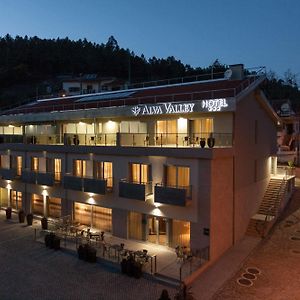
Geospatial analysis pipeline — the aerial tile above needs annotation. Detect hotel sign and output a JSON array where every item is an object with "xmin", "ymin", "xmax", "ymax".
[
  {"xmin": 131, "ymin": 98, "xmax": 231, "ymax": 116},
  {"xmin": 131, "ymin": 103, "xmax": 195, "ymax": 116}
]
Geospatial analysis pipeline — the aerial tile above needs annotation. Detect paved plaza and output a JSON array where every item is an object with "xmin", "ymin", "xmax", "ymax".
[{"xmin": 0, "ymin": 217, "xmax": 176, "ymax": 300}]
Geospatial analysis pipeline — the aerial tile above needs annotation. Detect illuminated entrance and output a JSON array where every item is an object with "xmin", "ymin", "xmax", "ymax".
[{"xmin": 148, "ymin": 216, "xmax": 168, "ymax": 246}]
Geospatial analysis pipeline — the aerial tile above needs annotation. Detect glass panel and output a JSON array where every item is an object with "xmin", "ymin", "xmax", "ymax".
[
  {"xmin": 92, "ymin": 206, "xmax": 112, "ymax": 232},
  {"xmin": 166, "ymin": 166, "xmax": 177, "ymax": 187},
  {"xmin": 54, "ymin": 159, "xmax": 61, "ymax": 181},
  {"xmin": 48, "ymin": 197, "xmax": 61, "ymax": 218},
  {"xmin": 156, "ymin": 120, "xmax": 167, "ymax": 134},
  {"xmin": 141, "ymin": 164, "xmax": 148, "ymax": 183},
  {"xmin": 158, "ymin": 218, "xmax": 167, "ymax": 246},
  {"xmin": 31, "ymin": 157, "xmax": 39, "ymax": 172},
  {"xmin": 11, "ymin": 191, "xmax": 22, "ymax": 210},
  {"xmin": 104, "ymin": 162, "xmax": 113, "ymax": 188},
  {"xmin": 177, "ymin": 167, "xmax": 190, "ymax": 188},
  {"xmin": 148, "ymin": 216, "xmax": 157, "ymax": 244},
  {"xmin": 131, "ymin": 163, "xmax": 140, "ymax": 183},
  {"xmin": 171, "ymin": 220, "xmax": 190, "ymax": 248},
  {"xmin": 73, "ymin": 160, "xmax": 87, "ymax": 177},
  {"xmin": 128, "ymin": 212, "xmax": 143, "ymax": 240},
  {"xmin": 17, "ymin": 156, "xmax": 22, "ymax": 176},
  {"xmin": 32, "ymin": 194, "xmax": 44, "ymax": 215},
  {"xmin": 74, "ymin": 202, "xmax": 91, "ymax": 226}
]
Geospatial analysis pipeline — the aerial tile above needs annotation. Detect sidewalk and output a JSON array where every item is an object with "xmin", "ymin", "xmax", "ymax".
[{"xmin": 191, "ymin": 180, "xmax": 300, "ymax": 300}]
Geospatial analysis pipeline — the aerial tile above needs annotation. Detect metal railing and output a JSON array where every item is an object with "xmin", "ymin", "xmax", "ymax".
[
  {"xmin": 179, "ymin": 246, "xmax": 210, "ymax": 282},
  {"xmin": 1, "ymin": 68, "xmax": 266, "ymax": 116},
  {"xmin": 259, "ymin": 178, "xmax": 287, "ymax": 237},
  {"xmin": 155, "ymin": 182, "xmax": 192, "ymax": 199},
  {"xmin": 120, "ymin": 178, "xmax": 153, "ymax": 195},
  {"xmin": 120, "ymin": 132, "xmax": 232, "ymax": 148}
]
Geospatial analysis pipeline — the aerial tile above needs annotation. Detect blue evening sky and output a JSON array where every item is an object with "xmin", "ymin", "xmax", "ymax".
[{"xmin": 0, "ymin": 0, "xmax": 299, "ymax": 81}]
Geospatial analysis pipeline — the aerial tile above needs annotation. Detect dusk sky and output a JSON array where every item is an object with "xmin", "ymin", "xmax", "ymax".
[{"xmin": 0, "ymin": 0, "xmax": 299, "ymax": 81}]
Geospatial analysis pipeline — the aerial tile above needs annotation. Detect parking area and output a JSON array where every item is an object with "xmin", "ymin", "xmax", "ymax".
[{"xmin": 0, "ymin": 215, "xmax": 176, "ymax": 300}]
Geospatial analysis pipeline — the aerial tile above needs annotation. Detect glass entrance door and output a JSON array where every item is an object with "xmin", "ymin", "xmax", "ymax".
[{"xmin": 147, "ymin": 216, "xmax": 168, "ymax": 246}]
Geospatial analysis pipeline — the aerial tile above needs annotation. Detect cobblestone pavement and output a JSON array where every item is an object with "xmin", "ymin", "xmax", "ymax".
[
  {"xmin": 0, "ymin": 217, "xmax": 176, "ymax": 300},
  {"xmin": 212, "ymin": 185, "xmax": 300, "ymax": 300}
]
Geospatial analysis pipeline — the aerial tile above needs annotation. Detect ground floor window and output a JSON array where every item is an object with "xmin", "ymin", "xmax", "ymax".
[
  {"xmin": 32, "ymin": 194, "xmax": 44, "ymax": 215},
  {"xmin": 0, "ymin": 188, "xmax": 9, "ymax": 208},
  {"xmin": 10, "ymin": 190, "xmax": 22, "ymax": 211},
  {"xmin": 73, "ymin": 202, "xmax": 112, "ymax": 232},
  {"xmin": 128, "ymin": 212, "xmax": 143, "ymax": 240},
  {"xmin": 171, "ymin": 220, "xmax": 190, "ymax": 248},
  {"xmin": 127, "ymin": 212, "xmax": 190, "ymax": 248},
  {"xmin": 48, "ymin": 197, "xmax": 61, "ymax": 218}
]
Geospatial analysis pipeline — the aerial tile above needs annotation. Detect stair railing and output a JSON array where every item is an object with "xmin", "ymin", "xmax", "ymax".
[{"xmin": 259, "ymin": 178, "xmax": 287, "ymax": 237}]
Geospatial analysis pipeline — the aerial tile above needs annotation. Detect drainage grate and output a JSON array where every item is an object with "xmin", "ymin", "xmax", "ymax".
[
  {"xmin": 237, "ymin": 278, "xmax": 253, "ymax": 287},
  {"xmin": 290, "ymin": 236, "xmax": 300, "ymax": 241},
  {"xmin": 242, "ymin": 273, "xmax": 256, "ymax": 280},
  {"xmin": 246, "ymin": 267, "xmax": 261, "ymax": 275}
]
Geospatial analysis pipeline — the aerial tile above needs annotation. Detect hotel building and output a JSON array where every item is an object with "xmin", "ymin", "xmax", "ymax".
[{"xmin": 0, "ymin": 64, "xmax": 280, "ymax": 261}]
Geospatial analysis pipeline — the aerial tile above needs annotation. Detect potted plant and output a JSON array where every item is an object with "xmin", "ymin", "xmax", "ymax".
[
  {"xmin": 200, "ymin": 138, "xmax": 206, "ymax": 148},
  {"xmin": 18, "ymin": 209, "xmax": 25, "ymax": 223},
  {"xmin": 26, "ymin": 213, "xmax": 33, "ymax": 226},
  {"xmin": 5, "ymin": 207, "xmax": 12, "ymax": 219},
  {"xmin": 41, "ymin": 216, "xmax": 48, "ymax": 230},
  {"xmin": 207, "ymin": 133, "xmax": 215, "ymax": 148}
]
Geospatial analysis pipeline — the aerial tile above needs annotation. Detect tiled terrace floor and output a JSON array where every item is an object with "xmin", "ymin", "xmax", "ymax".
[{"xmin": 0, "ymin": 212, "xmax": 177, "ymax": 300}]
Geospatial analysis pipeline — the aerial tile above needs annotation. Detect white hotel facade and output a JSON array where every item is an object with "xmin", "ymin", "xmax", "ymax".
[{"xmin": 0, "ymin": 65, "xmax": 279, "ymax": 261}]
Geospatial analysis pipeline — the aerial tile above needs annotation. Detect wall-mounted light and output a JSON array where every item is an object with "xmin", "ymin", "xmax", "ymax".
[
  {"xmin": 8, "ymin": 125, "xmax": 14, "ymax": 128},
  {"xmin": 87, "ymin": 197, "xmax": 96, "ymax": 205}
]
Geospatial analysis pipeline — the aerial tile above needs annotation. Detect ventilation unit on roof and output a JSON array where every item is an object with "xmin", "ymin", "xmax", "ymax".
[{"xmin": 224, "ymin": 69, "xmax": 233, "ymax": 79}]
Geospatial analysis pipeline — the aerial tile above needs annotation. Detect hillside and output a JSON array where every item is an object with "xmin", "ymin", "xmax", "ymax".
[{"xmin": 0, "ymin": 34, "xmax": 299, "ymax": 111}]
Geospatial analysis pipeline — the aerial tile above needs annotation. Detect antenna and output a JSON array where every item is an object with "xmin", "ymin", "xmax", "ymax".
[{"xmin": 224, "ymin": 69, "xmax": 232, "ymax": 79}]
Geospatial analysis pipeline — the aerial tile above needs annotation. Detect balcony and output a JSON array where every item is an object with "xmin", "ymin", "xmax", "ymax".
[
  {"xmin": 119, "ymin": 179, "xmax": 152, "ymax": 201},
  {"xmin": 154, "ymin": 183, "xmax": 192, "ymax": 206},
  {"xmin": 119, "ymin": 132, "xmax": 232, "ymax": 148},
  {"xmin": 0, "ymin": 134, "xmax": 23, "ymax": 144},
  {"xmin": 21, "ymin": 170, "xmax": 37, "ymax": 184},
  {"xmin": 36, "ymin": 172, "xmax": 56, "ymax": 186},
  {"xmin": 63, "ymin": 175, "xmax": 83, "ymax": 191},
  {"xmin": 64, "ymin": 133, "xmax": 117, "ymax": 146},
  {"xmin": 64, "ymin": 175, "xmax": 112, "ymax": 194},
  {"xmin": 0, "ymin": 168, "xmax": 17, "ymax": 180},
  {"xmin": 83, "ymin": 177, "xmax": 111, "ymax": 194}
]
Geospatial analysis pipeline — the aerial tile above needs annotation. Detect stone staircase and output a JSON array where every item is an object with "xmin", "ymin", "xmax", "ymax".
[{"xmin": 246, "ymin": 178, "xmax": 287, "ymax": 238}]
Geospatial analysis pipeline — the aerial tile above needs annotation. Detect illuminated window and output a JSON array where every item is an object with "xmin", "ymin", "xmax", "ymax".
[
  {"xmin": 32, "ymin": 194, "xmax": 43, "ymax": 215},
  {"xmin": 73, "ymin": 202, "xmax": 112, "ymax": 232},
  {"xmin": 130, "ymin": 163, "xmax": 151, "ymax": 184},
  {"xmin": 193, "ymin": 118, "xmax": 213, "ymax": 137},
  {"xmin": 165, "ymin": 165, "xmax": 190, "ymax": 195},
  {"xmin": 31, "ymin": 157, "xmax": 39, "ymax": 172},
  {"xmin": 10, "ymin": 190, "xmax": 22, "ymax": 210},
  {"xmin": 16, "ymin": 156, "xmax": 22, "ymax": 176},
  {"xmin": 48, "ymin": 197, "xmax": 61, "ymax": 218},
  {"xmin": 94, "ymin": 161, "xmax": 113, "ymax": 188},
  {"xmin": 156, "ymin": 120, "xmax": 177, "ymax": 134},
  {"xmin": 54, "ymin": 159, "xmax": 61, "ymax": 181},
  {"xmin": 73, "ymin": 160, "xmax": 87, "ymax": 177}
]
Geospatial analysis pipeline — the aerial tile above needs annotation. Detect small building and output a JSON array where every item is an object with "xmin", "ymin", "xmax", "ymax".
[{"xmin": 62, "ymin": 74, "xmax": 126, "ymax": 96}]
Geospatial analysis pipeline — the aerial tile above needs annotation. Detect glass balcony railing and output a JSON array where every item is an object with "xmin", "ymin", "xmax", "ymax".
[
  {"xmin": 2, "ymin": 132, "xmax": 232, "ymax": 148},
  {"xmin": 119, "ymin": 178, "xmax": 152, "ymax": 201},
  {"xmin": 120, "ymin": 132, "xmax": 232, "ymax": 148},
  {"xmin": 63, "ymin": 174, "xmax": 112, "ymax": 194},
  {"xmin": 64, "ymin": 133, "xmax": 117, "ymax": 146},
  {"xmin": 154, "ymin": 183, "xmax": 192, "ymax": 206}
]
